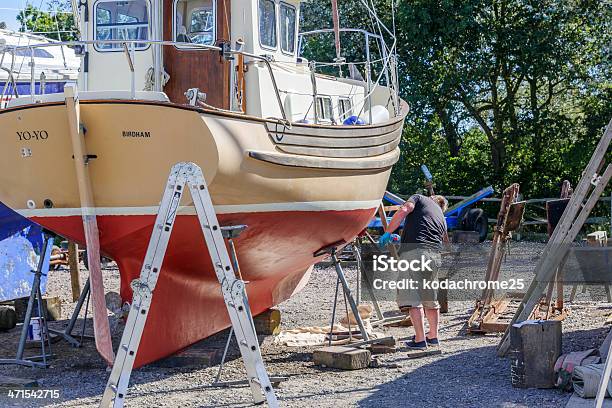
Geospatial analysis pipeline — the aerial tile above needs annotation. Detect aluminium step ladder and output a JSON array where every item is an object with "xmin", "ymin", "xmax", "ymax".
[{"xmin": 100, "ymin": 162, "xmax": 279, "ymax": 407}]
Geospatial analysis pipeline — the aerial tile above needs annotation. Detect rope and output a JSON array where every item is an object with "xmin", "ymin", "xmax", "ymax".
[{"xmin": 143, "ymin": 66, "xmax": 170, "ymax": 91}]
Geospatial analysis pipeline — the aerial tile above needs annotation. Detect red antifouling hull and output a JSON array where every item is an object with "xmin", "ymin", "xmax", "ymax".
[{"xmin": 32, "ymin": 206, "xmax": 376, "ymax": 367}]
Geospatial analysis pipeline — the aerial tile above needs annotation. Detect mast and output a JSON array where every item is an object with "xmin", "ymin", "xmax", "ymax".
[{"xmin": 331, "ymin": 0, "xmax": 341, "ymax": 63}]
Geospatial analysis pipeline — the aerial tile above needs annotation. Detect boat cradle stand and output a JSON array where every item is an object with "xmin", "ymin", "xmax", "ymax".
[
  {"xmin": 315, "ymin": 243, "xmax": 394, "ymax": 348},
  {"xmin": 100, "ymin": 162, "xmax": 279, "ymax": 408},
  {"xmin": 0, "ymin": 238, "xmax": 54, "ymax": 368},
  {"xmin": 49, "ymin": 277, "xmax": 94, "ymax": 348}
]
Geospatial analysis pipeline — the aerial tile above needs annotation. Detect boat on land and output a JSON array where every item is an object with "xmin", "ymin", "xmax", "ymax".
[
  {"xmin": 0, "ymin": 29, "xmax": 79, "ymax": 107},
  {"xmin": 0, "ymin": 0, "xmax": 407, "ymax": 367}
]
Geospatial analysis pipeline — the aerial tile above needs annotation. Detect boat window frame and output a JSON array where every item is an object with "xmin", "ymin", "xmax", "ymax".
[
  {"xmin": 93, "ymin": 0, "xmax": 151, "ymax": 53},
  {"xmin": 315, "ymin": 95, "xmax": 334, "ymax": 123},
  {"xmin": 172, "ymin": 0, "xmax": 217, "ymax": 50},
  {"xmin": 279, "ymin": 1, "xmax": 296, "ymax": 55},
  {"xmin": 258, "ymin": 0, "xmax": 278, "ymax": 51},
  {"xmin": 338, "ymin": 96, "xmax": 352, "ymax": 121}
]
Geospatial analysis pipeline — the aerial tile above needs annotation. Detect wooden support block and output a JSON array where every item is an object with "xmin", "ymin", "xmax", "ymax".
[
  {"xmin": 253, "ymin": 308, "xmax": 281, "ymax": 335},
  {"xmin": 68, "ymin": 242, "xmax": 81, "ymax": 302},
  {"xmin": 509, "ymin": 320, "xmax": 562, "ymax": 388},
  {"xmin": 313, "ymin": 346, "xmax": 371, "ymax": 370},
  {"xmin": 451, "ymin": 231, "xmax": 480, "ymax": 244},
  {"xmin": 369, "ymin": 344, "xmax": 397, "ymax": 354},
  {"xmin": 0, "ymin": 306, "xmax": 17, "ymax": 330},
  {"xmin": 0, "ymin": 375, "xmax": 39, "ymax": 389},
  {"xmin": 14, "ymin": 297, "xmax": 62, "ymax": 322},
  {"xmin": 153, "ymin": 346, "xmax": 223, "ymax": 368},
  {"xmin": 45, "ymin": 297, "xmax": 62, "ymax": 321}
]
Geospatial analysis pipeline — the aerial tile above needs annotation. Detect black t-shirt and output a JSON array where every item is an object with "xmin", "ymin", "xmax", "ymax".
[{"xmin": 400, "ymin": 194, "xmax": 447, "ymax": 249}]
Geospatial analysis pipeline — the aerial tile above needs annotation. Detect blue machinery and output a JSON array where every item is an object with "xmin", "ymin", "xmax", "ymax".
[{"xmin": 369, "ymin": 186, "xmax": 495, "ymax": 241}]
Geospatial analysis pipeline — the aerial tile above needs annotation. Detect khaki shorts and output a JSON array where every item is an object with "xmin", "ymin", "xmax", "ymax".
[{"xmin": 396, "ymin": 248, "xmax": 441, "ymax": 310}]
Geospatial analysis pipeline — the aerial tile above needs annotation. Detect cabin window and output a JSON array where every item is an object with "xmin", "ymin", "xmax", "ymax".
[
  {"xmin": 315, "ymin": 96, "xmax": 334, "ymax": 122},
  {"xmin": 279, "ymin": 3, "xmax": 296, "ymax": 54},
  {"xmin": 174, "ymin": 0, "xmax": 216, "ymax": 47},
  {"xmin": 94, "ymin": 0, "xmax": 149, "ymax": 51},
  {"xmin": 338, "ymin": 97, "xmax": 352, "ymax": 121},
  {"xmin": 259, "ymin": 0, "xmax": 277, "ymax": 49}
]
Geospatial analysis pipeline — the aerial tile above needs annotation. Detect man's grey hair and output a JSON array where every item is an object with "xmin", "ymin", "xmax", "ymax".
[{"xmin": 431, "ymin": 195, "xmax": 448, "ymax": 212}]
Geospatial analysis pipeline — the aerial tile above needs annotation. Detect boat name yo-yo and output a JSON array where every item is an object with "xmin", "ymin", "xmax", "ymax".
[{"xmin": 16, "ymin": 130, "xmax": 49, "ymax": 141}]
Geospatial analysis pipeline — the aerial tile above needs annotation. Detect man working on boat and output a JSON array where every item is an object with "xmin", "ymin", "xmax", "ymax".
[{"xmin": 379, "ymin": 194, "xmax": 448, "ymax": 350}]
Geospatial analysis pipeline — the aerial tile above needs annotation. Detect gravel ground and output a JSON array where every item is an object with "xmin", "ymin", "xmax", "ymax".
[{"xmin": 0, "ymin": 241, "xmax": 610, "ymax": 408}]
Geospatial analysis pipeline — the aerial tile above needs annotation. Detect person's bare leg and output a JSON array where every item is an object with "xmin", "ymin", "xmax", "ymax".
[
  {"xmin": 409, "ymin": 307, "xmax": 426, "ymax": 342},
  {"xmin": 424, "ymin": 307, "xmax": 439, "ymax": 339}
]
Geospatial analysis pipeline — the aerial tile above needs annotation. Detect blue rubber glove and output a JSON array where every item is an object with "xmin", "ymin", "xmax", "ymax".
[
  {"xmin": 379, "ymin": 232, "xmax": 400, "ymax": 248},
  {"xmin": 379, "ymin": 232, "xmax": 392, "ymax": 248},
  {"xmin": 378, "ymin": 232, "xmax": 401, "ymax": 249}
]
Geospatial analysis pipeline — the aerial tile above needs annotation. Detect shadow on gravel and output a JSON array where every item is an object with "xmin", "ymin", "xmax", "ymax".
[
  {"xmin": 356, "ymin": 345, "xmax": 561, "ymax": 408},
  {"xmin": 356, "ymin": 326, "xmax": 611, "ymax": 408}
]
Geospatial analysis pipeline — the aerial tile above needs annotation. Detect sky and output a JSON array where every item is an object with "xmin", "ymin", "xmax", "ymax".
[{"xmin": 0, "ymin": 0, "xmax": 67, "ymax": 31}]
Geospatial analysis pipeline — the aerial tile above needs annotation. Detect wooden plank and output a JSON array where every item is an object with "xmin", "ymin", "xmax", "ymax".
[
  {"xmin": 481, "ymin": 184, "xmax": 520, "ymax": 306},
  {"xmin": 64, "ymin": 85, "xmax": 114, "ymax": 365},
  {"xmin": 68, "ymin": 242, "xmax": 80, "ymax": 302}
]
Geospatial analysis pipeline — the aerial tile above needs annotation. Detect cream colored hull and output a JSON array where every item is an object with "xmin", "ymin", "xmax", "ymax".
[{"xmin": 1, "ymin": 101, "xmax": 400, "ymax": 212}]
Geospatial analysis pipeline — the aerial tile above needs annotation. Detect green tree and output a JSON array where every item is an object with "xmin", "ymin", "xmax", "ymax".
[
  {"xmin": 17, "ymin": 1, "xmax": 78, "ymax": 41},
  {"xmin": 301, "ymin": 0, "xmax": 611, "ymax": 198},
  {"xmin": 0, "ymin": 22, "xmax": 7, "ymax": 30}
]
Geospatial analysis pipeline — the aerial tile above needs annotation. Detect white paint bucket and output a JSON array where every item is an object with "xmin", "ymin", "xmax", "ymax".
[{"xmin": 27, "ymin": 317, "xmax": 43, "ymax": 341}]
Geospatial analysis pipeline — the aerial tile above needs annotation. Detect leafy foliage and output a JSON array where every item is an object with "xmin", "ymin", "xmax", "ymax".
[
  {"xmin": 17, "ymin": 1, "xmax": 78, "ymax": 41},
  {"xmin": 301, "ymin": 0, "xmax": 611, "ymax": 198}
]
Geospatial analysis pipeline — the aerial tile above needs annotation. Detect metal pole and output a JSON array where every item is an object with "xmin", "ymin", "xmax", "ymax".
[
  {"xmin": 17, "ymin": 238, "xmax": 51, "ymax": 361},
  {"xmin": 62, "ymin": 278, "xmax": 90, "ymax": 341},
  {"xmin": 79, "ymin": 285, "xmax": 91, "ymax": 344},
  {"xmin": 36, "ymin": 285, "xmax": 49, "ymax": 366},
  {"xmin": 331, "ymin": 251, "xmax": 369, "ymax": 341},
  {"xmin": 214, "ymin": 327, "xmax": 234, "ymax": 384},
  {"xmin": 365, "ymin": 34, "xmax": 373, "ymax": 125},
  {"xmin": 328, "ymin": 277, "xmax": 340, "ymax": 346},
  {"xmin": 309, "ymin": 60, "xmax": 318, "ymax": 124},
  {"xmin": 40, "ymin": 72, "xmax": 46, "ymax": 95},
  {"xmin": 30, "ymin": 48, "xmax": 35, "ymax": 103},
  {"xmin": 130, "ymin": 42, "xmax": 136, "ymax": 99},
  {"xmin": 153, "ymin": 0, "xmax": 162, "ymax": 91},
  {"xmin": 353, "ymin": 242, "xmax": 361, "ymax": 305}
]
